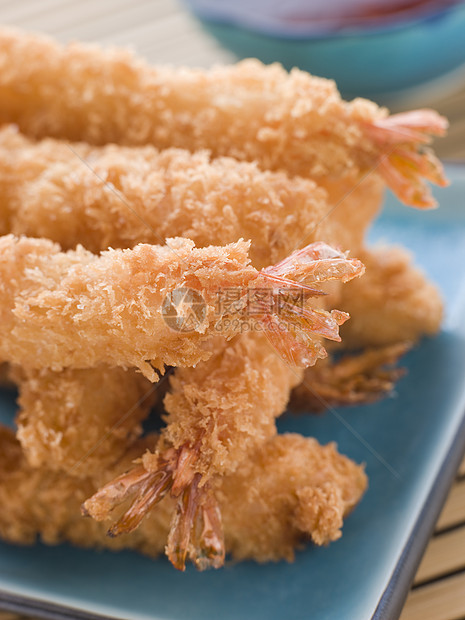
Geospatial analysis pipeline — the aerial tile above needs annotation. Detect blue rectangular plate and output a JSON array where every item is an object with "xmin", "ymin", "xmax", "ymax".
[{"xmin": 1, "ymin": 164, "xmax": 465, "ymax": 620}]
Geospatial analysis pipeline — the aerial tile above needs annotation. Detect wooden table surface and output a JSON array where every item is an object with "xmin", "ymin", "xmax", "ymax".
[{"xmin": 0, "ymin": 1, "xmax": 464, "ymax": 619}]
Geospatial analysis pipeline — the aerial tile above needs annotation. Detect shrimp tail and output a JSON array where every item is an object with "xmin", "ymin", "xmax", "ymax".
[
  {"xmin": 82, "ymin": 443, "xmax": 225, "ymax": 571},
  {"xmin": 363, "ymin": 109, "xmax": 448, "ymax": 209},
  {"xmin": 253, "ymin": 242, "xmax": 364, "ymax": 366}
]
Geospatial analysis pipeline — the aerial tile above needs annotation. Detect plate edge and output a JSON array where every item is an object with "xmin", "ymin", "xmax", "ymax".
[
  {"xmin": 0, "ymin": 589, "xmax": 120, "ymax": 620},
  {"xmin": 371, "ymin": 402, "xmax": 465, "ymax": 620}
]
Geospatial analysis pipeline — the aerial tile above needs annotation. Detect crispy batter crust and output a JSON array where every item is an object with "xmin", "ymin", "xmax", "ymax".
[
  {"xmin": 339, "ymin": 246, "xmax": 443, "ymax": 348},
  {"xmin": 13, "ymin": 365, "xmax": 156, "ymax": 476},
  {"xmin": 157, "ymin": 333, "xmax": 302, "ymax": 478},
  {"xmin": 0, "ymin": 28, "xmax": 382, "ymax": 180},
  {"xmin": 0, "ymin": 126, "xmax": 331, "ymax": 268},
  {"xmin": 0, "ymin": 235, "xmax": 256, "ymax": 377},
  {"xmin": 0, "ymin": 427, "xmax": 366, "ymax": 563},
  {"xmin": 220, "ymin": 433, "xmax": 367, "ymax": 560},
  {"xmin": 0, "ymin": 27, "xmax": 445, "ymax": 570},
  {"xmin": 0, "ymin": 28, "xmax": 447, "ymax": 208}
]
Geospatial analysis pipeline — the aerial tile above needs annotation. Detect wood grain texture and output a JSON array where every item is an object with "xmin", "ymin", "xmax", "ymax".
[
  {"xmin": 414, "ymin": 526, "xmax": 465, "ymax": 584},
  {"xmin": 403, "ymin": 474, "xmax": 465, "ymax": 619},
  {"xmin": 401, "ymin": 572, "xmax": 465, "ymax": 620},
  {"xmin": 458, "ymin": 457, "xmax": 465, "ymax": 478},
  {"xmin": 436, "ymin": 480, "xmax": 465, "ymax": 532}
]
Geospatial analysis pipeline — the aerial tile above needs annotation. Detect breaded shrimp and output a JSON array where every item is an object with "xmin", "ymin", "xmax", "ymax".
[
  {"xmin": 0, "ymin": 426, "xmax": 170, "ymax": 554},
  {"xmin": 338, "ymin": 246, "xmax": 443, "ymax": 348},
  {"xmin": 0, "ymin": 28, "xmax": 447, "ymax": 208},
  {"xmin": 83, "ymin": 332, "xmax": 302, "ymax": 569},
  {"xmin": 3, "ymin": 234, "xmax": 361, "ymax": 511},
  {"xmin": 0, "ymin": 125, "xmax": 385, "ymax": 282},
  {"xmin": 0, "ymin": 126, "xmax": 332, "ymax": 269},
  {"xmin": 0, "ymin": 125, "xmax": 388, "ymax": 269},
  {"xmin": 0, "ymin": 134, "xmax": 384, "ymax": 496},
  {"xmin": 82, "ymin": 242, "xmax": 366, "ymax": 569},
  {"xmin": 0, "ymin": 126, "xmax": 439, "ymax": 471},
  {"xmin": 0, "ymin": 427, "xmax": 366, "ymax": 565},
  {"xmin": 0, "ymin": 235, "xmax": 363, "ymax": 377},
  {"xmin": 0, "ymin": 128, "xmax": 442, "ymax": 352},
  {"xmin": 161, "ymin": 334, "xmax": 299, "ymax": 480},
  {"xmin": 0, "ymin": 126, "xmax": 441, "ymax": 451},
  {"xmin": 220, "ymin": 433, "xmax": 367, "ymax": 561},
  {"xmin": 12, "ymin": 365, "xmax": 156, "ymax": 477},
  {"xmin": 0, "ymin": 125, "xmax": 331, "ymax": 268}
]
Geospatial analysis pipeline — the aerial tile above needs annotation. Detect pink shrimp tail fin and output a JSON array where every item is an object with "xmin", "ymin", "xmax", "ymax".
[
  {"xmin": 365, "ymin": 109, "xmax": 449, "ymax": 209},
  {"xmin": 82, "ymin": 443, "xmax": 225, "ymax": 571},
  {"xmin": 255, "ymin": 242, "xmax": 364, "ymax": 367}
]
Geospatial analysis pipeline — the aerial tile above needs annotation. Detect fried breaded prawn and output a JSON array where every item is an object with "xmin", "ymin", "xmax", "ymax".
[
  {"xmin": 219, "ymin": 433, "xmax": 367, "ymax": 561},
  {"xmin": 0, "ymin": 124, "xmax": 383, "ymax": 276},
  {"xmin": 0, "ymin": 125, "xmax": 330, "ymax": 267},
  {"xmin": 0, "ymin": 28, "xmax": 447, "ymax": 208},
  {"xmin": 12, "ymin": 365, "xmax": 156, "ymax": 477},
  {"xmin": 82, "ymin": 243, "xmax": 366, "ymax": 570},
  {"xmin": 0, "ymin": 127, "xmax": 332, "ymax": 479},
  {"xmin": 2, "ymin": 233, "xmax": 362, "ymax": 527},
  {"xmin": 0, "ymin": 236, "xmax": 363, "ymax": 377},
  {"xmin": 15, "ymin": 332, "xmax": 374, "ymax": 569},
  {"xmin": 11, "ymin": 332, "xmax": 301, "ymax": 569},
  {"xmin": 0, "ymin": 427, "xmax": 366, "ymax": 564},
  {"xmin": 338, "ymin": 246, "xmax": 443, "ymax": 348},
  {"xmin": 161, "ymin": 334, "xmax": 300, "ymax": 480},
  {"xmin": 0, "ymin": 426, "xmax": 169, "ymax": 554},
  {"xmin": 0, "ymin": 125, "xmax": 438, "ymax": 474},
  {"xmin": 0, "ymin": 127, "xmax": 440, "ymax": 450},
  {"xmin": 83, "ymin": 332, "xmax": 301, "ymax": 569},
  {"xmin": 291, "ymin": 245, "xmax": 443, "ymax": 410},
  {"xmin": 0, "ymin": 128, "xmax": 442, "ymax": 355}
]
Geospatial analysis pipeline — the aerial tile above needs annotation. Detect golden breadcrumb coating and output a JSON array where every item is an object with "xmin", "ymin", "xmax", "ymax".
[
  {"xmin": 12, "ymin": 365, "xmax": 156, "ymax": 477},
  {"xmin": 0, "ymin": 28, "xmax": 447, "ymax": 207},
  {"xmin": 0, "ymin": 235, "xmax": 363, "ymax": 376},
  {"xmin": 0, "ymin": 235, "xmax": 249, "ymax": 377},
  {"xmin": 339, "ymin": 247, "xmax": 443, "ymax": 348},
  {"xmin": 0, "ymin": 124, "xmax": 436, "ymax": 485},
  {"xmin": 0, "ymin": 427, "xmax": 365, "ymax": 564},
  {"xmin": 0, "ymin": 27, "xmax": 445, "ymax": 573},
  {"xmin": 0, "ymin": 126, "xmax": 439, "ymax": 481},
  {"xmin": 83, "ymin": 333, "xmax": 302, "ymax": 570},
  {"xmin": 0, "ymin": 125, "xmax": 442, "ymax": 353},
  {"xmin": 83, "ymin": 251, "xmax": 363, "ymax": 571},
  {"xmin": 6, "ymin": 237, "xmax": 362, "ymax": 500},
  {"xmin": 161, "ymin": 333, "xmax": 301, "ymax": 478},
  {"xmin": 0, "ymin": 125, "xmax": 331, "ymax": 268},
  {"xmin": 318, "ymin": 174, "xmax": 385, "ymax": 254},
  {"xmin": 0, "ymin": 426, "xmax": 170, "ymax": 554},
  {"xmin": 220, "ymin": 433, "xmax": 367, "ymax": 561}
]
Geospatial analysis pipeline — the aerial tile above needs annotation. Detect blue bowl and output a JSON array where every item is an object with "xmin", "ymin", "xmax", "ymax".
[{"xmin": 184, "ymin": 0, "xmax": 465, "ymax": 103}]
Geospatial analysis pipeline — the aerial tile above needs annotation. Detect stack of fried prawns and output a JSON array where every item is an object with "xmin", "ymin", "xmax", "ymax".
[{"xmin": 0, "ymin": 27, "xmax": 446, "ymax": 571}]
